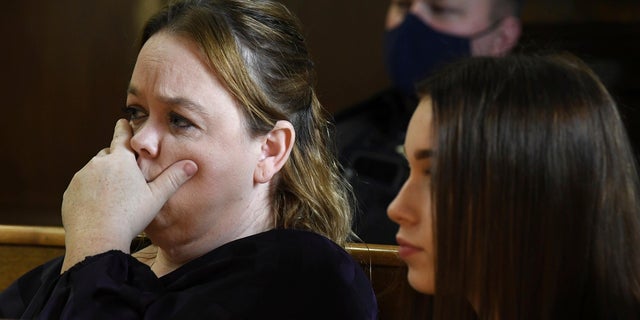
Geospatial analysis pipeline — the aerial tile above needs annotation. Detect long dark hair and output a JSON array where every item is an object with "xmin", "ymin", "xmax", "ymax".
[{"xmin": 418, "ymin": 53, "xmax": 640, "ymax": 319}]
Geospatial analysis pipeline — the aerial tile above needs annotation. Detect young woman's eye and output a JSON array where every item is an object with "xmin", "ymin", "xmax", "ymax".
[
  {"xmin": 429, "ymin": 4, "xmax": 456, "ymax": 16},
  {"xmin": 169, "ymin": 112, "xmax": 194, "ymax": 129},
  {"xmin": 122, "ymin": 106, "xmax": 147, "ymax": 121}
]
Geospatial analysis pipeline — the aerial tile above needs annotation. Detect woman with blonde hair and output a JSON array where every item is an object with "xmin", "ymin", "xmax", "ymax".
[
  {"xmin": 389, "ymin": 53, "xmax": 640, "ymax": 319},
  {"xmin": 0, "ymin": 0, "xmax": 377, "ymax": 318}
]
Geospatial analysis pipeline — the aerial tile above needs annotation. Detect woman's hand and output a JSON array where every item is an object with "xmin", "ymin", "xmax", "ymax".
[{"xmin": 60, "ymin": 119, "xmax": 197, "ymax": 272}]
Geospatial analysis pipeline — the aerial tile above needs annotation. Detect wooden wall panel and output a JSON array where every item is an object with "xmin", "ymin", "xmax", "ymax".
[
  {"xmin": 280, "ymin": 0, "xmax": 390, "ymax": 113},
  {"xmin": 0, "ymin": 1, "xmax": 158, "ymax": 226}
]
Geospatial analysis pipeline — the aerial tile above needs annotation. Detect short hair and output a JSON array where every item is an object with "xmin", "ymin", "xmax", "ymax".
[
  {"xmin": 140, "ymin": 0, "xmax": 354, "ymax": 245},
  {"xmin": 417, "ymin": 54, "xmax": 640, "ymax": 319}
]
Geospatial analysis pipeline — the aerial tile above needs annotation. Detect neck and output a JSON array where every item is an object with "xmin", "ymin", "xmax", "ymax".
[
  {"xmin": 139, "ymin": 187, "xmax": 275, "ymax": 277},
  {"xmin": 151, "ymin": 248, "xmax": 185, "ymax": 277},
  {"xmin": 144, "ymin": 212, "xmax": 272, "ymax": 277}
]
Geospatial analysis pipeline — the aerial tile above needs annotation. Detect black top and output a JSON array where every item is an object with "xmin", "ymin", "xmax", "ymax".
[
  {"xmin": 0, "ymin": 229, "xmax": 378, "ymax": 319},
  {"xmin": 334, "ymin": 88, "xmax": 418, "ymax": 245}
]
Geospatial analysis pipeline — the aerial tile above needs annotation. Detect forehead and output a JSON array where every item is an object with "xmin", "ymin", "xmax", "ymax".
[
  {"xmin": 131, "ymin": 32, "xmax": 233, "ymax": 103},
  {"xmin": 406, "ymin": 97, "xmax": 434, "ymax": 153},
  {"xmin": 429, "ymin": 0, "xmax": 493, "ymax": 17},
  {"xmin": 419, "ymin": 0, "xmax": 495, "ymax": 33},
  {"xmin": 134, "ymin": 32, "xmax": 213, "ymax": 85},
  {"xmin": 429, "ymin": 0, "xmax": 492, "ymax": 7},
  {"xmin": 130, "ymin": 32, "xmax": 245, "ymax": 122}
]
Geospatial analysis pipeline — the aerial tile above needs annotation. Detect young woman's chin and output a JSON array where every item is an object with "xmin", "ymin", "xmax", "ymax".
[{"xmin": 407, "ymin": 266, "xmax": 434, "ymax": 294}]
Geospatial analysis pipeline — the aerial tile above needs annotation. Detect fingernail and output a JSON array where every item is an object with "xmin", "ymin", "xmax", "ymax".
[{"xmin": 183, "ymin": 162, "xmax": 198, "ymax": 177}]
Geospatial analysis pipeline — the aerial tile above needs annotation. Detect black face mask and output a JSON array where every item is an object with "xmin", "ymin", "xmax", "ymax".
[{"xmin": 384, "ymin": 13, "xmax": 498, "ymax": 95}]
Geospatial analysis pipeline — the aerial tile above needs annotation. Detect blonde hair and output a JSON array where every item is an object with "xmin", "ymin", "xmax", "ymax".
[{"xmin": 141, "ymin": 0, "xmax": 354, "ymax": 245}]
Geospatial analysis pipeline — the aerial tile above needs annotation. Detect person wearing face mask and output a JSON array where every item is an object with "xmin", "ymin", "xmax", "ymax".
[{"xmin": 335, "ymin": 0, "xmax": 522, "ymax": 244}]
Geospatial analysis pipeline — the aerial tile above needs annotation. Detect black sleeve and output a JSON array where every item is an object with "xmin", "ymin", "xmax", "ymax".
[{"xmin": 1, "ymin": 251, "xmax": 170, "ymax": 320}]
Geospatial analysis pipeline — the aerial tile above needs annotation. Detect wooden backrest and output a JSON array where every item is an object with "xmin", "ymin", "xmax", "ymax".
[
  {"xmin": 0, "ymin": 225, "xmax": 66, "ymax": 290},
  {"xmin": 0, "ymin": 225, "xmax": 432, "ymax": 318},
  {"xmin": 346, "ymin": 243, "xmax": 433, "ymax": 319}
]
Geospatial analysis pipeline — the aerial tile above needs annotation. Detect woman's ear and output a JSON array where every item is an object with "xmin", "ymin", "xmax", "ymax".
[{"xmin": 254, "ymin": 120, "xmax": 295, "ymax": 184}]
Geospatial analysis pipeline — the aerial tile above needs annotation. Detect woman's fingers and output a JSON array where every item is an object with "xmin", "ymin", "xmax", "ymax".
[
  {"xmin": 148, "ymin": 160, "xmax": 198, "ymax": 204},
  {"xmin": 110, "ymin": 119, "xmax": 133, "ymax": 152},
  {"xmin": 95, "ymin": 119, "xmax": 133, "ymax": 157}
]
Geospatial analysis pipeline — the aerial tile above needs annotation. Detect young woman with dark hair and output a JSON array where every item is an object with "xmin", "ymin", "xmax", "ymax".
[{"xmin": 389, "ymin": 53, "xmax": 640, "ymax": 319}]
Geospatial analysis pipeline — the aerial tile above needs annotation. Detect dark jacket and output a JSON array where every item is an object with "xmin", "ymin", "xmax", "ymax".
[
  {"xmin": 334, "ymin": 88, "xmax": 418, "ymax": 244},
  {"xmin": 0, "ymin": 229, "xmax": 378, "ymax": 319}
]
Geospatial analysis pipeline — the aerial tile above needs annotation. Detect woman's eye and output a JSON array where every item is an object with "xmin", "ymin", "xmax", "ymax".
[
  {"xmin": 169, "ymin": 112, "xmax": 194, "ymax": 129},
  {"xmin": 429, "ymin": 4, "xmax": 456, "ymax": 16},
  {"xmin": 122, "ymin": 106, "xmax": 147, "ymax": 121}
]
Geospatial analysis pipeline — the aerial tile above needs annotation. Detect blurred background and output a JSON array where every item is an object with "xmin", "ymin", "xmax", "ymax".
[{"xmin": 1, "ymin": 0, "xmax": 638, "ymax": 226}]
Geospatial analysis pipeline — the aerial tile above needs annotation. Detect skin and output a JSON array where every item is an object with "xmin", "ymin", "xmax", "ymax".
[
  {"xmin": 61, "ymin": 119, "xmax": 197, "ymax": 273},
  {"xmin": 385, "ymin": 0, "xmax": 521, "ymax": 56},
  {"xmin": 62, "ymin": 32, "xmax": 295, "ymax": 277},
  {"xmin": 387, "ymin": 97, "xmax": 435, "ymax": 294}
]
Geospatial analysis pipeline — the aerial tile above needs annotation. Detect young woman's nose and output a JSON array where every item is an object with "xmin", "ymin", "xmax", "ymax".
[
  {"xmin": 129, "ymin": 122, "xmax": 161, "ymax": 158},
  {"xmin": 387, "ymin": 180, "xmax": 419, "ymax": 225}
]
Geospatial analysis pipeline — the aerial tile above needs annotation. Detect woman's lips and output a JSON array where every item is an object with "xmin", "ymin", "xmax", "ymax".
[{"xmin": 396, "ymin": 237, "xmax": 422, "ymax": 259}]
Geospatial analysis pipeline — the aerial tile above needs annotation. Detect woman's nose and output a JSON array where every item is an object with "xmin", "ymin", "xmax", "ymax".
[
  {"xmin": 129, "ymin": 122, "xmax": 160, "ymax": 158},
  {"xmin": 387, "ymin": 180, "xmax": 418, "ymax": 225}
]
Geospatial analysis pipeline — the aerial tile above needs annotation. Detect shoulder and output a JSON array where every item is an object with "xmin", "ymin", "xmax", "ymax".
[
  {"xmin": 333, "ymin": 88, "xmax": 416, "ymax": 130},
  {"xmin": 185, "ymin": 229, "xmax": 358, "ymax": 278},
  {"xmin": 233, "ymin": 230, "xmax": 378, "ymax": 318},
  {"xmin": 332, "ymin": 88, "xmax": 417, "ymax": 159},
  {"xmin": 172, "ymin": 229, "xmax": 378, "ymax": 319},
  {"xmin": 240, "ymin": 229, "xmax": 354, "ymax": 267}
]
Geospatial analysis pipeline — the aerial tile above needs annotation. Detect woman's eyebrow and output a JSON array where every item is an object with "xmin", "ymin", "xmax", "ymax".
[
  {"xmin": 127, "ymin": 85, "xmax": 139, "ymax": 96},
  {"xmin": 160, "ymin": 96, "xmax": 210, "ymax": 117},
  {"xmin": 127, "ymin": 85, "xmax": 210, "ymax": 117},
  {"xmin": 414, "ymin": 149, "xmax": 433, "ymax": 160}
]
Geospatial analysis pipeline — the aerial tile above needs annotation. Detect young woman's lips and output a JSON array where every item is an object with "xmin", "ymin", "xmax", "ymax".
[{"xmin": 396, "ymin": 238, "xmax": 422, "ymax": 259}]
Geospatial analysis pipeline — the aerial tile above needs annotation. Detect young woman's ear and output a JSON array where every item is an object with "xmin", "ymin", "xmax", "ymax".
[{"xmin": 254, "ymin": 120, "xmax": 295, "ymax": 184}]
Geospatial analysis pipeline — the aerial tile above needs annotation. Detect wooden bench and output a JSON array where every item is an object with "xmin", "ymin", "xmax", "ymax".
[
  {"xmin": 0, "ymin": 225, "xmax": 66, "ymax": 290},
  {"xmin": 346, "ymin": 243, "xmax": 433, "ymax": 319},
  {"xmin": 0, "ymin": 225, "xmax": 432, "ymax": 319}
]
